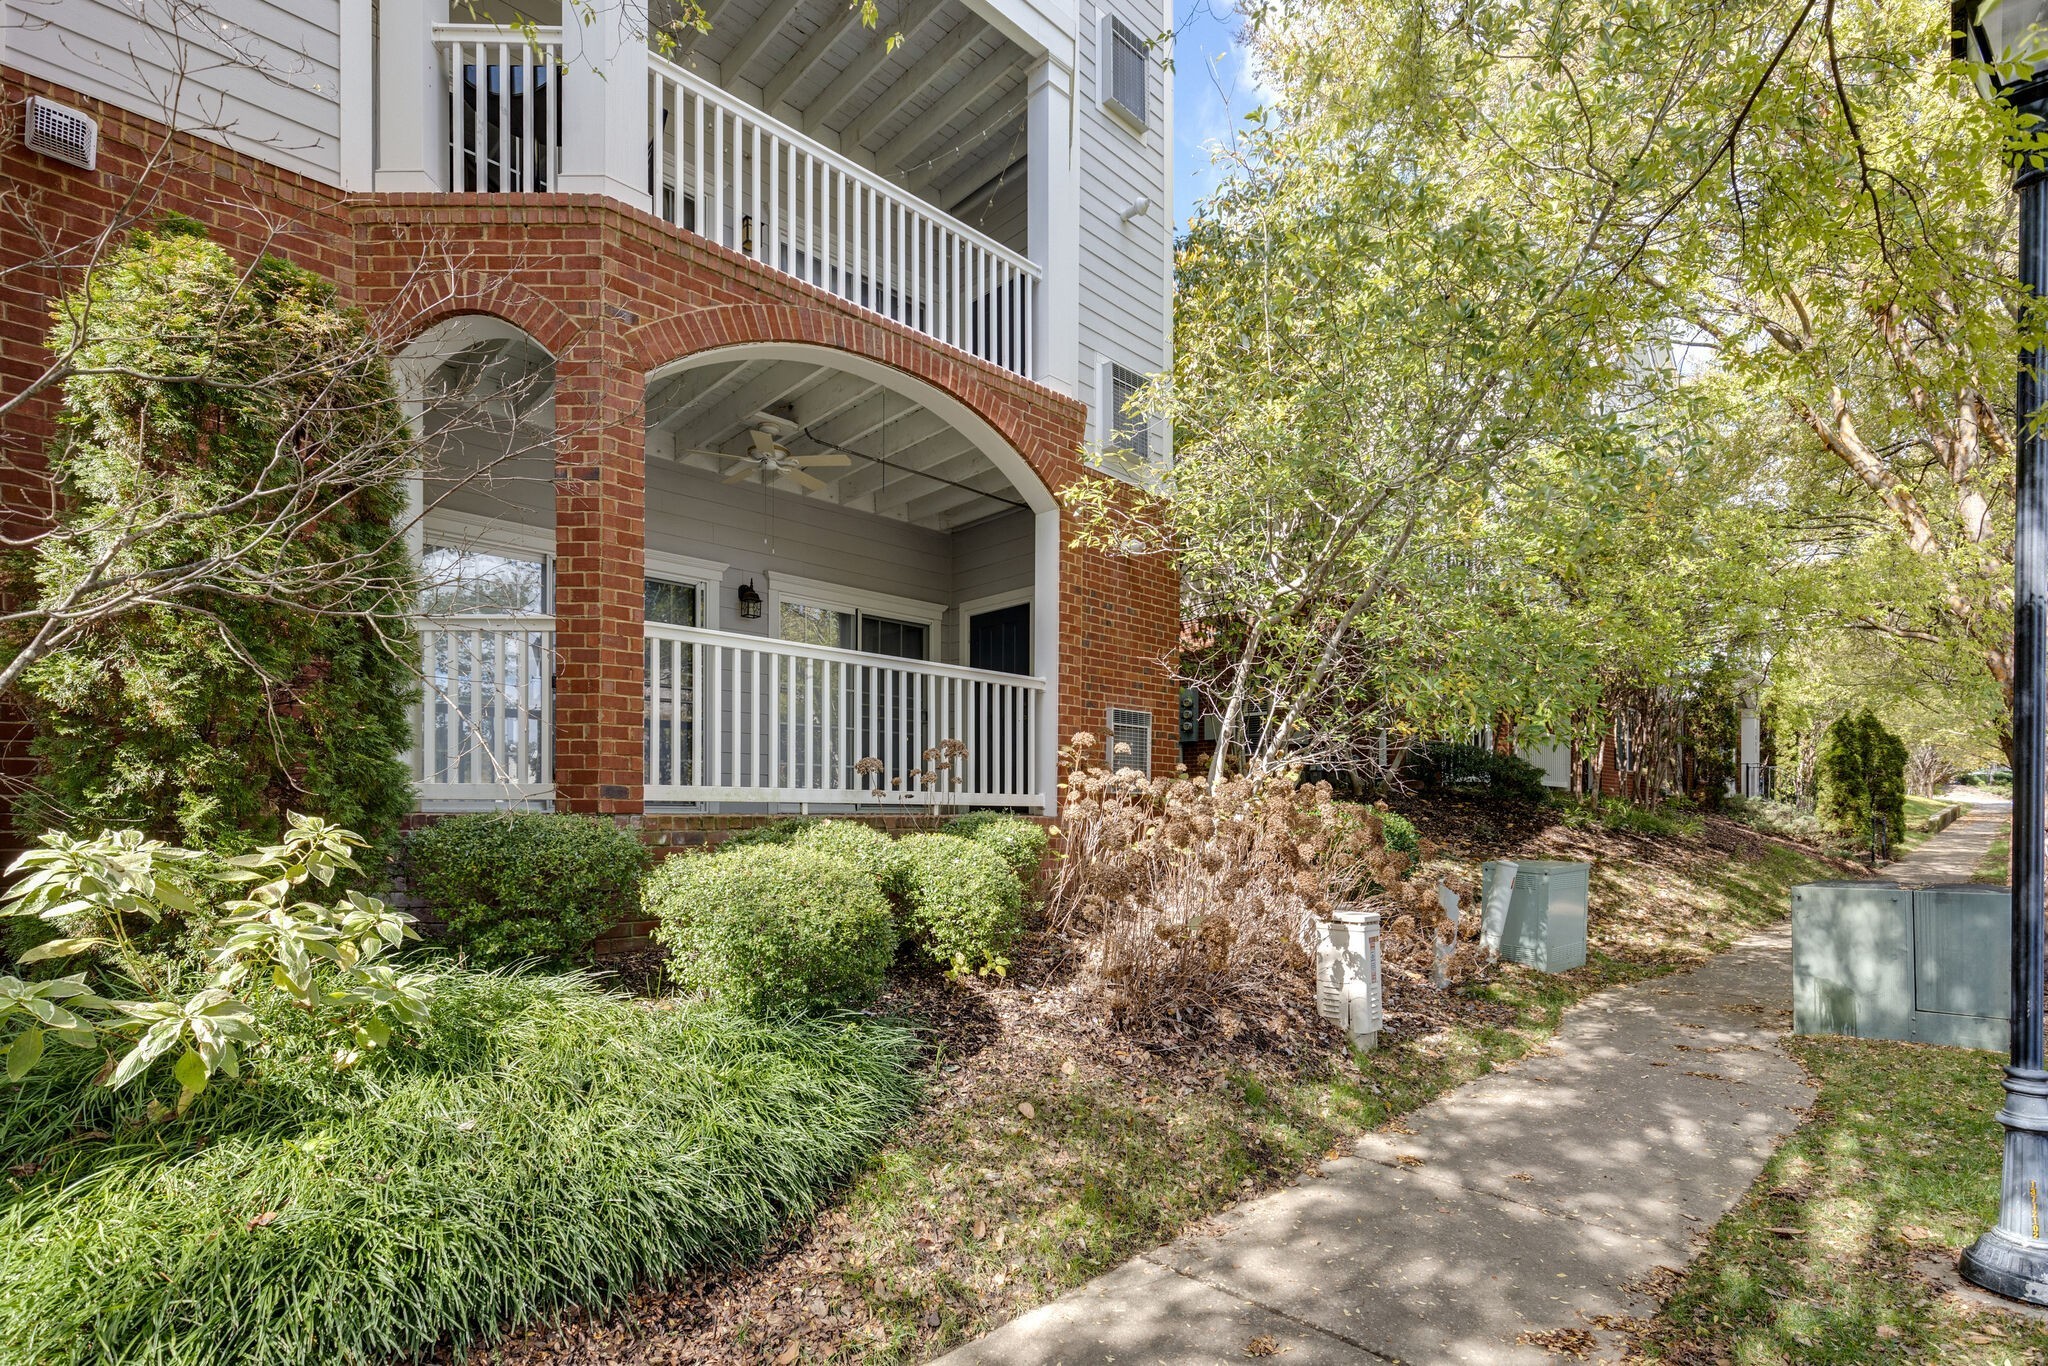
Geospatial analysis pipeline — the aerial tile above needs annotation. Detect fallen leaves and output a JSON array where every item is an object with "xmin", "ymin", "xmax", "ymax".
[
  {"xmin": 1244, "ymin": 1334, "xmax": 1281, "ymax": 1357},
  {"xmin": 1017, "ymin": 1101, "xmax": 1035, "ymax": 1121}
]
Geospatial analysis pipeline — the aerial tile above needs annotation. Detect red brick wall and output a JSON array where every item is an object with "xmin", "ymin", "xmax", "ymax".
[{"xmin": 0, "ymin": 70, "xmax": 1181, "ymax": 824}]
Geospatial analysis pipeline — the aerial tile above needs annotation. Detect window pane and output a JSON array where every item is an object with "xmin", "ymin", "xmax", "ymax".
[
  {"xmin": 780, "ymin": 602, "xmax": 855, "ymax": 649},
  {"xmin": 421, "ymin": 545, "xmax": 545, "ymax": 615},
  {"xmin": 645, "ymin": 578, "xmax": 699, "ymax": 628},
  {"xmin": 859, "ymin": 614, "xmax": 926, "ymax": 660}
]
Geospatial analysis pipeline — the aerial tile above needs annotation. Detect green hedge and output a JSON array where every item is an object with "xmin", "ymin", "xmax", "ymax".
[
  {"xmin": 790, "ymin": 820, "xmax": 911, "ymax": 898},
  {"xmin": 1410, "ymin": 741, "xmax": 1550, "ymax": 804},
  {"xmin": 895, "ymin": 832, "xmax": 1024, "ymax": 976},
  {"xmin": 405, "ymin": 811, "xmax": 645, "ymax": 966},
  {"xmin": 646, "ymin": 845, "xmax": 897, "ymax": 1015},
  {"xmin": 944, "ymin": 812, "xmax": 1051, "ymax": 887}
]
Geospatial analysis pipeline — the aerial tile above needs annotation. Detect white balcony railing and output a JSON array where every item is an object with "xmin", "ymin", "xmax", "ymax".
[
  {"xmin": 646, "ymin": 623, "xmax": 1046, "ymax": 808},
  {"xmin": 412, "ymin": 614, "xmax": 556, "ymax": 805},
  {"xmin": 409, "ymin": 618, "xmax": 1047, "ymax": 809},
  {"xmin": 434, "ymin": 25, "xmax": 564, "ymax": 193},
  {"xmin": 424, "ymin": 25, "xmax": 1039, "ymax": 378},
  {"xmin": 647, "ymin": 56, "xmax": 1038, "ymax": 377}
]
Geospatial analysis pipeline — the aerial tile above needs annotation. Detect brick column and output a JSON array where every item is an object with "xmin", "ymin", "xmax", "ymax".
[{"xmin": 551, "ymin": 345, "xmax": 645, "ymax": 814}]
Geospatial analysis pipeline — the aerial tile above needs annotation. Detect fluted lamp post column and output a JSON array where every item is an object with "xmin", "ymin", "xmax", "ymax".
[{"xmin": 1956, "ymin": 0, "xmax": 2048, "ymax": 1307}]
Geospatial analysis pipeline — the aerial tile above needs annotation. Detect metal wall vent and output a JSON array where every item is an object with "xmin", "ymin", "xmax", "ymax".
[
  {"xmin": 26, "ymin": 97, "xmax": 98, "ymax": 171},
  {"xmin": 1108, "ymin": 706, "xmax": 1152, "ymax": 775}
]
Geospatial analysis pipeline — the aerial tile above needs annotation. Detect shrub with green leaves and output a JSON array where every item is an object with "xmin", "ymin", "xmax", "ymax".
[
  {"xmin": 1410, "ymin": 741, "xmax": 1549, "ymax": 804},
  {"xmin": 0, "ymin": 969, "xmax": 920, "ymax": 1366},
  {"xmin": 1378, "ymin": 810, "xmax": 1420, "ymax": 854},
  {"xmin": 895, "ymin": 832, "xmax": 1024, "ymax": 977},
  {"xmin": 790, "ymin": 820, "xmax": 910, "ymax": 898},
  {"xmin": 1815, "ymin": 709, "xmax": 1908, "ymax": 846},
  {"xmin": 719, "ymin": 816, "xmax": 819, "ymax": 850},
  {"xmin": 646, "ymin": 845, "xmax": 896, "ymax": 1015},
  {"xmin": 405, "ymin": 812, "xmax": 644, "ymax": 966},
  {"xmin": 10, "ymin": 221, "xmax": 418, "ymax": 855},
  {"xmin": 944, "ymin": 811, "xmax": 1052, "ymax": 887},
  {"xmin": 0, "ymin": 815, "xmax": 427, "ymax": 1109}
]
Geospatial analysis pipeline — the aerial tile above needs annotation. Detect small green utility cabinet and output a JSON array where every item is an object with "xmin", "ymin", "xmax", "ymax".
[
  {"xmin": 1478, "ymin": 859, "xmax": 1590, "ymax": 973},
  {"xmin": 1790, "ymin": 880, "xmax": 2010, "ymax": 1051}
]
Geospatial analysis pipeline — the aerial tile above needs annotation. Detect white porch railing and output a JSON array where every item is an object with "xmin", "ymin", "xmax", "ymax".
[
  {"xmin": 645, "ymin": 623, "xmax": 1047, "ymax": 808},
  {"xmin": 411, "ymin": 615, "xmax": 556, "ymax": 806},
  {"xmin": 647, "ymin": 55, "xmax": 1038, "ymax": 377},
  {"xmin": 422, "ymin": 25, "xmax": 1039, "ymax": 378},
  {"xmin": 433, "ymin": 25, "xmax": 565, "ymax": 193}
]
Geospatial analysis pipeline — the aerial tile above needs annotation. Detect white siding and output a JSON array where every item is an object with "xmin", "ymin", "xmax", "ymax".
[
  {"xmin": 4, "ymin": 0, "xmax": 345, "ymax": 185},
  {"xmin": 1073, "ymin": 0, "xmax": 1170, "ymax": 461}
]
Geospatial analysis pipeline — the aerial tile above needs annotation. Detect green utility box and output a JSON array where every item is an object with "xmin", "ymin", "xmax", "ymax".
[
  {"xmin": 1791, "ymin": 880, "xmax": 2009, "ymax": 1050},
  {"xmin": 1478, "ymin": 859, "xmax": 1589, "ymax": 973}
]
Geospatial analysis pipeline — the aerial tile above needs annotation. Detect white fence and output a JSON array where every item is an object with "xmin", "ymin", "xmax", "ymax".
[
  {"xmin": 412, "ymin": 615, "xmax": 556, "ymax": 806},
  {"xmin": 409, "ymin": 619, "xmax": 1048, "ymax": 809},
  {"xmin": 645, "ymin": 623, "xmax": 1046, "ymax": 807},
  {"xmin": 434, "ymin": 25, "xmax": 564, "ymax": 193},
  {"xmin": 647, "ymin": 56, "xmax": 1038, "ymax": 377}
]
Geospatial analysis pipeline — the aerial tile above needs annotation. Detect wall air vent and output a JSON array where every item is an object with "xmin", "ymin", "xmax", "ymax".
[
  {"xmin": 1101, "ymin": 15, "xmax": 1149, "ymax": 130},
  {"xmin": 26, "ymin": 97, "xmax": 98, "ymax": 171},
  {"xmin": 1108, "ymin": 706, "xmax": 1153, "ymax": 775}
]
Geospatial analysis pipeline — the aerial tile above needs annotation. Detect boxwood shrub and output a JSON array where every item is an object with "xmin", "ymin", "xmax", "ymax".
[
  {"xmin": 895, "ymin": 832, "xmax": 1024, "ymax": 976},
  {"xmin": 943, "ymin": 811, "xmax": 1051, "ymax": 888},
  {"xmin": 790, "ymin": 819, "xmax": 911, "ymax": 898},
  {"xmin": 719, "ymin": 816, "xmax": 819, "ymax": 850},
  {"xmin": 646, "ymin": 845, "xmax": 896, "ymax": 1015},
  {"xmin": 405, "ymin": 811, "xmax": 645, "ymax": 966}
]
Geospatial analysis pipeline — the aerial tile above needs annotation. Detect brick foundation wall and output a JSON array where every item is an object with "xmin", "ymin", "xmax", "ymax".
[{"xmin": 0, "ymin": 69, "xmax": 1181, "ymax": 836}]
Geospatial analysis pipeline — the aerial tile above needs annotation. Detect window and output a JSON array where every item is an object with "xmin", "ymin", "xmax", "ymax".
[
  {"xmin": 768, "ymin": 576, "xmax": 943, "ymax": 660},
  {"xmin": 1100, "ymin": 13, "xmax": 1149, "ymax": 130},
  {"xmin": 1108, "ymin": 707, "xmax": 1153, "ymax": 775},
  {"xmin": 644, "ymin": 578, "xmax": 700, "ymax": 628},
  {"xmin": 1101, "ymin": 360, "xmax": 1151, "ymax": 465},
  {"xmin": 420, "ymin": 544, "xmax": 548, "ymax": 616}
]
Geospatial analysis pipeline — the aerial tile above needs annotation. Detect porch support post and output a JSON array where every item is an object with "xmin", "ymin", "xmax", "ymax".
[
  {"xmin": 1035, "ymin": 506, "xmax": 1062, "ymax": 817},
  {"xmin": 374, "ymin": 0, "xmax": 449, "ymax": 192},
  {"xmin": 558, "ymin": 4, "xmax": 654, "ymax": 211},
  {"xmin": 551, "ymin": 348, "xmax": 647, "ymax": 815},
  {"xmin": 1027, "ymin": 59, "xmax": 1081, "ymax": 396}
]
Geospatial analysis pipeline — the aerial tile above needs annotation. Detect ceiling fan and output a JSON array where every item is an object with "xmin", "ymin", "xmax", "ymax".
[{"xmin": 680, "ymin": 422, "xmax": 851, "ymax": 494}]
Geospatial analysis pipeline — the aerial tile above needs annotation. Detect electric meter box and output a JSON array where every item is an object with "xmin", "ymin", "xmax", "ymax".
[
  {"xmin": 1478, "ymin": 859, "xmax": 1589, "ymax": 973},
  {"xmin": 1791, "ymin": 880, "xmax": 2009, "ymax": 1051}
]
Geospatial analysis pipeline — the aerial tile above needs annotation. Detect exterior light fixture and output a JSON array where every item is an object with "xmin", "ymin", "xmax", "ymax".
[
  {"xmin": 1953, "ymin": 0, "xmax": 2048, "ymax": 1307},
  {"xmin": 736, "ymin": 579, "xmax": 763, "ymax": 620}
]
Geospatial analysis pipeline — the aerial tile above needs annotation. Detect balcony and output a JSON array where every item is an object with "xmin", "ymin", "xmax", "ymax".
[
  {"xmin": 412, "ymin": 616, "xmax": 1049, "ymax": 810},
  {"xmin": 393, "ymin": 9, "xmax": 1042, "ymax": 378}
]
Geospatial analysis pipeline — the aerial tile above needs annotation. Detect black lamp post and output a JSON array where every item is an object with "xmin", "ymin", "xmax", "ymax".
[{"xmin": 1957, "ymin": 0, "xmax": 2048, "ymax": 1307}]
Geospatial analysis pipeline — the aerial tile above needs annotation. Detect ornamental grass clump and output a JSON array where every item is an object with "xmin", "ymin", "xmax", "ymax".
[
  {"xmin": 646, "ymin": 844, "xmax": 897, "ymax": 1014},
  {"xmin": 0, "ymin": 969, "xmax": 921, "ymax": 1366},
  {"xmin": 1047, "ymin": 733, "xmax": 1439, "ymax": 1025}
]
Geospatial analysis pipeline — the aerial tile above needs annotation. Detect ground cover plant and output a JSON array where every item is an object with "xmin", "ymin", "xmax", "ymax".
[
  {"xmin": 0, "ymin": 819, "xmax": 922, "ymax": 1366},
  {"xmin": 1637, "ymin": 1035, "xmax": 2048, "ymax": 1365},
  {"xmin": 462, "ymin": 792, "xmax": 1846, "ymax": 1364}
]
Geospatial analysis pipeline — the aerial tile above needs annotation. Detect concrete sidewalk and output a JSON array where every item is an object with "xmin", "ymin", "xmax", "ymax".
[
  {"xmin": 1883, "ymin": 801, "xmax": 2010, "ymax": 887},
  {"xmin": 933, "ymin": 932, "xmax": 1815, "ymax": 1365}
]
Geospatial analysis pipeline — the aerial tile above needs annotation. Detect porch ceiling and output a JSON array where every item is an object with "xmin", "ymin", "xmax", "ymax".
[
  {"xmin": 643, "ymin": 356, "xmax": 1029, "ymax": 531},
  {"xmin": 654, "ymin": 0, "xmax": 1030, "ymax": 203}
]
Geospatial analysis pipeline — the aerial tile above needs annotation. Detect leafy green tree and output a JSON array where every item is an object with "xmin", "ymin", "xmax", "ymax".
[
  {"xmin": 8, "ymin": 222, "xmax": 418, "ymax": 852},
  {"xmin": 1815, "ymin": 709, "xmax": 1908, "ymax": 843}
]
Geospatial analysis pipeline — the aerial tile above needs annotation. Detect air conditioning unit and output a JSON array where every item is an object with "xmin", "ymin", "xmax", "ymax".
[{"xmin": 26, "ymin": 96, "xmax": 97, "ymax": 171}]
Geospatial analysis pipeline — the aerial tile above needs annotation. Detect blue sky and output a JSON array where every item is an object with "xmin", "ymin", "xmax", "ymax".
[{"xmin": 1171, "ymin": 0, "xmax": 1268, "ymax": 232}]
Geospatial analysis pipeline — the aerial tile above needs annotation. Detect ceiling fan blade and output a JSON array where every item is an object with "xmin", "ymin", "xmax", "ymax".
[
  {"xmin": 788, "ymin": 468, "xmax": 830, "ymax": 493},
  {"xmin": 750, "ymin": 428, "xmax": 781, "ymax": 455},
  {"xmin": 791, "ymin": 453, "xmax": 852, "ymax": 468},
  {"xmin": 724, "ymin": 464, "xmax": 763, "ymax": 485}
]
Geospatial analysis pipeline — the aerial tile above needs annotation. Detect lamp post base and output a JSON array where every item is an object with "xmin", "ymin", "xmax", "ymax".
[
  {"xmin": 1962, "ymin": 1067, "xmax": 2048, "ymax": 1306},
  {"xmin": 1961, "ymin": 1227, "xmax": 2048, "ymax": 1306}
]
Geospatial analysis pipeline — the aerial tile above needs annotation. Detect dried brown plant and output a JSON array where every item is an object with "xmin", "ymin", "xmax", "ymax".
[{"xmin": 1046, "ymin": 734, "xmax": 1455, "ymax": 1027}]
